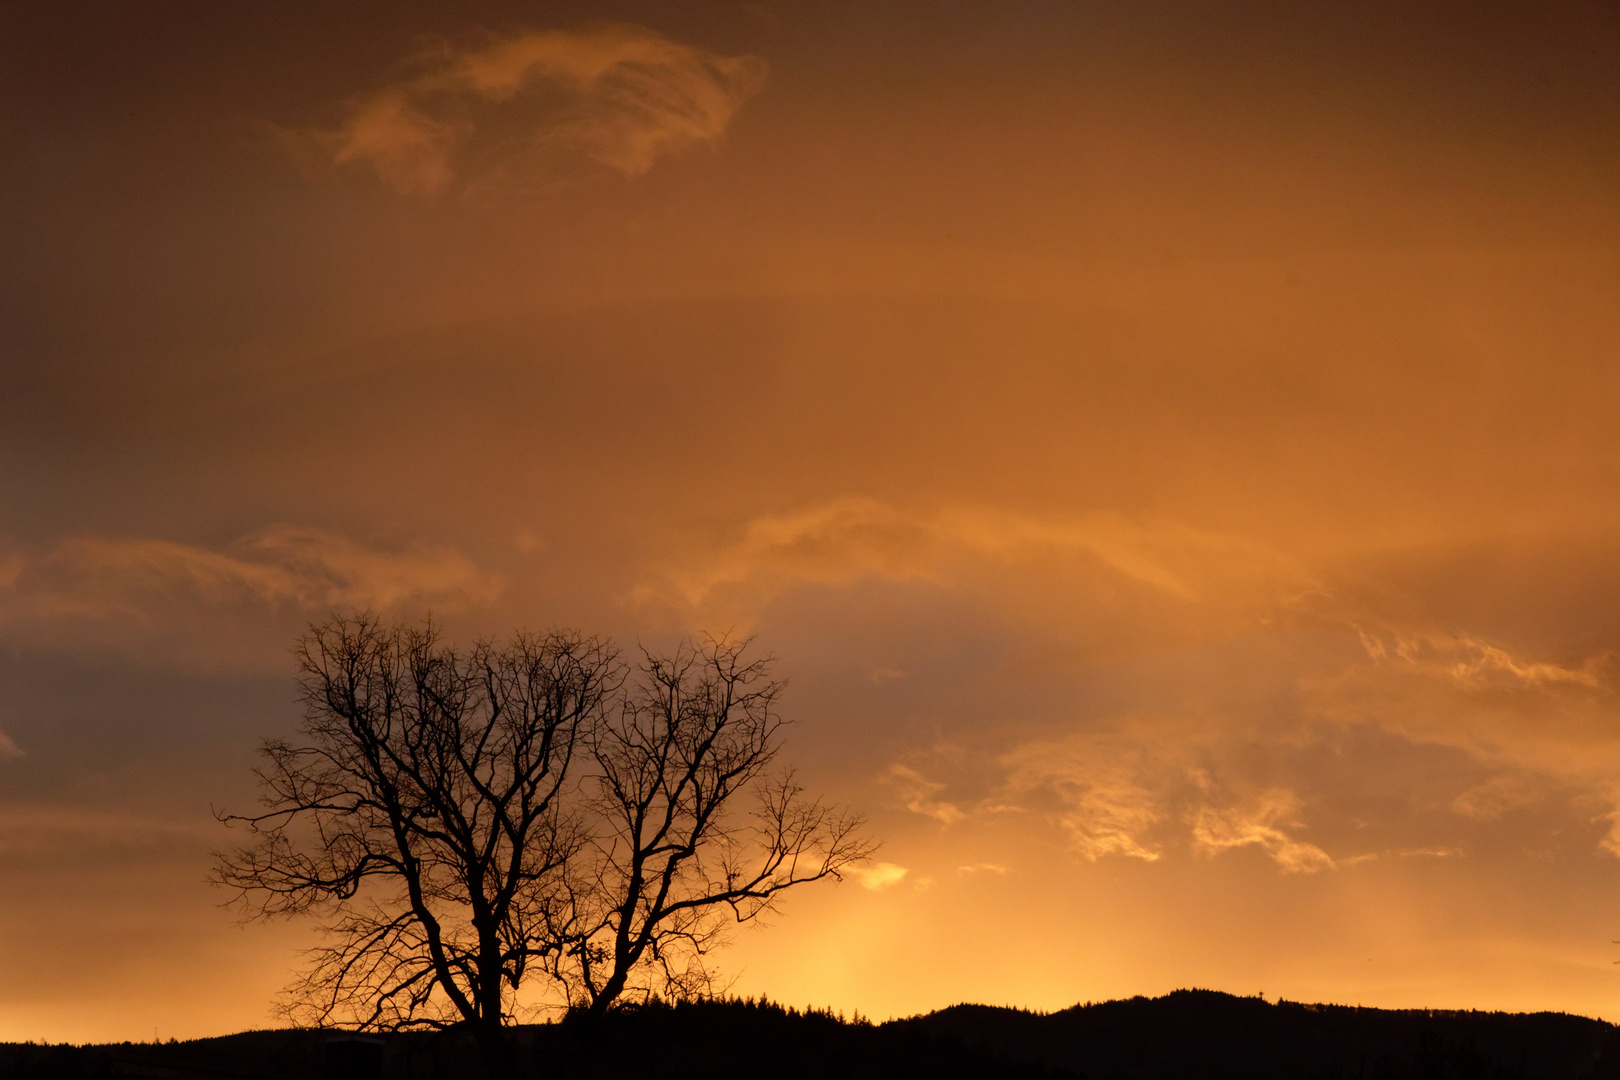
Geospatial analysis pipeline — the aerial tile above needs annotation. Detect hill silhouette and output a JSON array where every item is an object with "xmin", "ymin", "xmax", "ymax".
[
  {"xmin": 892, "ymin": 989, "xmax": 1620, "ymax": 1080},
  {"xmin": 4, "ymin": 990, "xmax": 1620, "ymax": 1079}
]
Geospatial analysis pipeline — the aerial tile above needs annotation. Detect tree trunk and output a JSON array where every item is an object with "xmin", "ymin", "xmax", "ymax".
[
  {"xmin": 585, "ymin": 965, "xmax": 631, "ymax": 1018},
  {"xmin": 472, "ymin": 1016, "xmax": 518, "ymax": 1080},
  {"xmin": 474, "ymin": 933, "xmax": 516, "ymax": 1080}
]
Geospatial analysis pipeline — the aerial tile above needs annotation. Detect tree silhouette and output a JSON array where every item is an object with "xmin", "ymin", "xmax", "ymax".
[
  {"xmin": 545, "ymin": 639, "xmax": 876, "ymax": 1015},
  {"xmin": 213, "ymin": 616, "xmax": 616, "ymax": 1043},
  {"xmin": 215, "ymin": 617, "xmax": 873, "ymax": 1042}
]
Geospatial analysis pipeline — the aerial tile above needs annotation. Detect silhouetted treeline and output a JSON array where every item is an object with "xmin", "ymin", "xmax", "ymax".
[
  {"xmin": 891, "ymin": 989, "xmax": 1620, "ymax": 1080},
  {"xmin": 0, "ymin": 999, "xmax": 1069, "ymax": 1080},
  {"xmin": 6, "ymin": 990, "xmax": 1620, "ymax": 1080}
]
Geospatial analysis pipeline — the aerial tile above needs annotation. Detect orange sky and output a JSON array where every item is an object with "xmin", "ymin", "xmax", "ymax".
[{"xmin": 5, "ymin": 0, "xmax": 1620, "ymax": 1043}]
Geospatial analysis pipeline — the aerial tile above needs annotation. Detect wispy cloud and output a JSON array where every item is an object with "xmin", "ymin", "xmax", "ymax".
[
  {"xmin": 1353, "ymin": 625, "xmax": 1605, "ymax": 691},
  {"xmin": 846, "ymin": 861, "xmax": 909, "ymax": 891},
  {"xmin": 1593, "ymin": 791, "xmax": 1620, "ymax": 858},
  {"xmin": 1395, "ymin": 846, "xmax": 1464, "ymax": 859},
  {"xmin": 642, "ymin": 497, "xmax": 1620, "ymax": 864},
  {"xmin": 0, "ymin": 525, "xmax": 503, "ymax": 666},
  {"xmin": 929, "ymin": 728, "xmax": 1362, "ymax": 872},
  {"xmin": 4, "ymin": 525, "xmax": 502, "ymax": 618},
  {"xmin": 635, "ymin": 497, "xmax": 1317, "ymax": 630},
  {"xmin": 1316, "ymin": 615, "xmax": 1617, "ymax": 815},
  {"xmin": 1057, "ymin": 782, "xmax": 1166, "ymax": 863},
  {"xmin": 1189, "ymin": 788, "xmax": 1335, "ymax": 874},
  {"xmin": 309, "ymin": 23, "xmax": 768, "ymax": 193},
  {"xmin": 1000, "ymin": 740, "xmax": 1167, "ymax": 862},
  {"xmin": 885, "ymin": 764, "xmax": 966, "ymax": 825},
  {"xmin": 1451, "ymin": 774, "xmax": 1548, "ymax": 819}
]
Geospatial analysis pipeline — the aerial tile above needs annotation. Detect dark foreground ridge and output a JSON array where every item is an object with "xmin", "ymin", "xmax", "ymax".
[{"xmin": 5, "ymin": 989, "xmax": 1620, "ymax": 1080}]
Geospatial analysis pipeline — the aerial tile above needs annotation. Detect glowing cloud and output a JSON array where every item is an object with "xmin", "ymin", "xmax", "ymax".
[
  {"xmin": 640, "ymin": 497, "xmax": 1620, "ymax": 872},
  {"xmin": 999, "ymin": 740, "xmax": 1167, "ymax": 862},
  {"xmin": 1190, "ymin": 789, "xmax": 1335, "ymax": 874},
  {"xmin": 315, "ymin": 23, "xmax": 768, "ymax": 192},
  {"xmin": 885, "ymin": 764, "xmax": 966, "ymax": 825},
  {"xmin": 846, "ymin": 862, "xmax": 909, "ymax": 891},
  {"xmin": 1353, "ymin": 625, "xmax": 1605, "ymax": 691},
  {"xmin": 637, "ymin": 497, "xmax": 1318, "ymax": 630}
]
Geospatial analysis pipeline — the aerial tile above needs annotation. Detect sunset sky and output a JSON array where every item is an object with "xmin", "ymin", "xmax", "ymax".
[{"xmin": 7, "ymin": 0, "xmax": 1620, "ymax": 1044}]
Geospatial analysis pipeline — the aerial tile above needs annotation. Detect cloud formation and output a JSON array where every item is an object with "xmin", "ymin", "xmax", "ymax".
[
  {"xmin": 315, "ymin": 23, "xmax": 768, "ymax": 193},
  {"xmin": 1353, "ymin": 626, "xmax": 1605, "ymax": 692},
  {"xmin": 885, "ymin": 764, "xmax": 966, "ymax": 825},
  {"xmin": 846, "ymin": 862, "xmax": 909, "ymax": 891},
  {"xmin": 654, "ymin": 498, "xmax": 1620, "ymax": 870},
  {"xmin": 11, "ymin": 525, "xmax": 501, "ymax": 615},
  {"xmin": 0, "ymin": 526, "xmax": 503, "ymax": 665},
  {"xmin": 894, "ymin": 733, "xmax": 1350, "ymax": 872},
  {"xmin": 1450, "ymin": 774, "xmax": 1548, "ymax": 819},
  {"xmin": 1189, "ymin": 788, "xmax": 1336, "ymax": 874},
  {"xmin": 999, "ymin": 740, "xmax": 1168, "ymax": 862},
  {"xmin": 637, "ymin": 497, "xmax": 1319, "ymax": 632}
]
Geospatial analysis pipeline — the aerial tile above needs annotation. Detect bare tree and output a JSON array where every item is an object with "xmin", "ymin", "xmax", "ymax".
[
  {"xmin": 217, "ymin": 619, "xmax": 873, "ymax": 1042},
  {"xmin": 546, "ymin": 638, "xmax": 877, "ymax": 1016},
  {"xmin": 213, "ymin": 616, "xmax": 618, "ymax": 1042}
]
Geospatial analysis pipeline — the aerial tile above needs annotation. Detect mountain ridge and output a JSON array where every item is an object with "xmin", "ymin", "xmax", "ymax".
[{"xmin": 5, "ymin": 989, "xmax": 1619, "ymax": 1079}]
